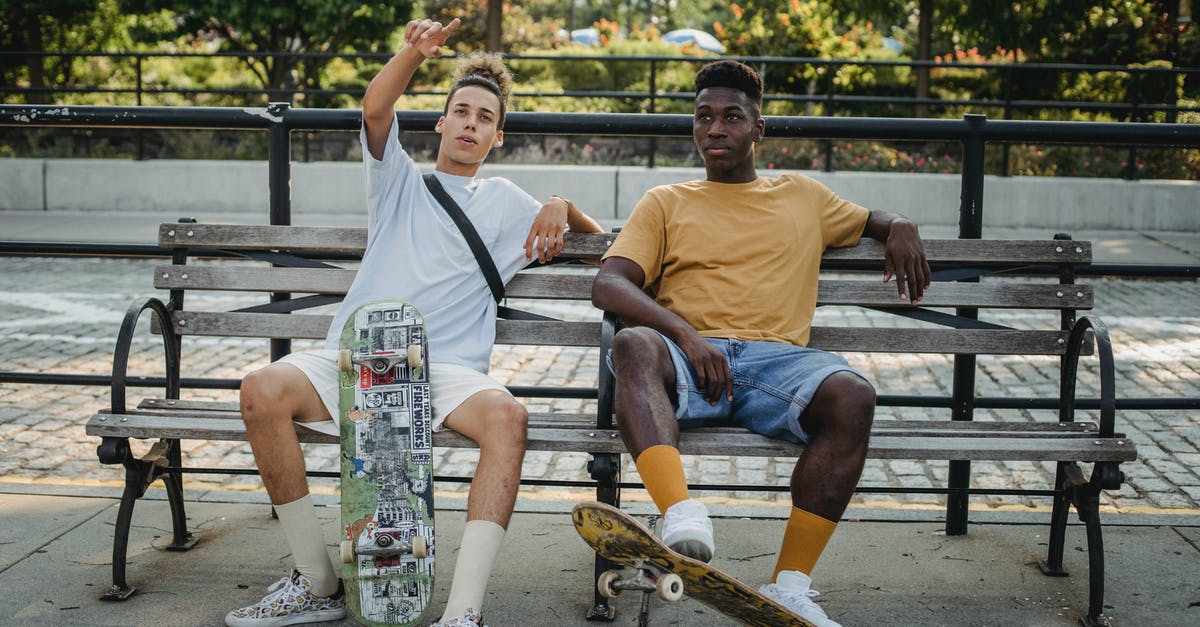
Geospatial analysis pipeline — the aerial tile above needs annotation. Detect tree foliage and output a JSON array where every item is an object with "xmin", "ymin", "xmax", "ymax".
[
  {"xmin": 1, "ymin": 0, "xmax": 172, "ymax": 103},
  {"xmin": 119, "ymin": 0, "xmax": 415, "ymax": 102}
]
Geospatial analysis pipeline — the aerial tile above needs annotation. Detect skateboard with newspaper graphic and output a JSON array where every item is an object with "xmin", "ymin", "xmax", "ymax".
[
  {"xmin": 572, "ymin": 501, "xmax": 815, "ymax": 627},
  {"xmin": 338, "ymin": 301, "xmax": 434, "ymax": 626}
]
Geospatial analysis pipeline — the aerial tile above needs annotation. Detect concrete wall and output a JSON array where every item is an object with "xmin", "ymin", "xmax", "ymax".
[{"xmin": 2, "ymin": 158, "xmax": 1196, "ymax": 230}]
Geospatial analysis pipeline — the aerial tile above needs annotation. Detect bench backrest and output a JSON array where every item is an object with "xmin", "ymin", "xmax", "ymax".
[{"xmin": 153, "ymin": 223, "xmax": 1092, "ymax": 358}]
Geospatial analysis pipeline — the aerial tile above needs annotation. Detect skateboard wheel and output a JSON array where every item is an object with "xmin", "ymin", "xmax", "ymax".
[
  {"xmin": 340, "ymin": 540, "xmax": 354, "ymax": 563},
  {"xmin": 407, "ymin": 343, "xmax": 422, "ymax": 369},
  {"xmin": 411, "ymin": 535, "xmax": 428, "ymax": 559},
  {"xmin": 337, "ymin": 349, "xmax": 352, "ymax": 373},
  {"xmin": 597, "ymin": 570, "xmax": 622, "ymax": 598},
  {"xmin": 656, "ymin": 573, "xmax": 683, "ymax": 602}
]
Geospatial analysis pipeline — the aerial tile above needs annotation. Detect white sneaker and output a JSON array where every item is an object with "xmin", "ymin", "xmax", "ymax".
[
  {"xmin": 432, "ymin": 607, "xmax": 487, "ymax": 626},
  {"xmin": 660, "ymin": 499, "xmax": 715, "ymax": 562},
  {"xmin": 225, "ymin": 570, "xmax": 346, "ymax": 626},
  {"xmin": 759, "ymin": 570, "xmax": 841, "ymax": 627}
]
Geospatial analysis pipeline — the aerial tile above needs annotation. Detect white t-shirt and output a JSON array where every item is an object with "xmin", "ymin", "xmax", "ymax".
[{"xmin": 323, "ymin": 123, "xmax": 542, "ymax": 373}]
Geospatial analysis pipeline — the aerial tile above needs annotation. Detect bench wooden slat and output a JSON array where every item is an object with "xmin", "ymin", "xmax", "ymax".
[
  {"xmin": 158, "ymin": 224, "xmax": 1088, "ymax": 265},
  {"xmin": 818, "ymin": 282, "xmax": 1092, "ymax": 309},
  {"xmin": 675, "ymin": 432, "xmax": 1135, "ymax": 462},
  {"xmin": 160, "ymin": 223, "xmax": 366, "ymax": 252},
  {"xmin": 155, "ymin": 265, "xmax": 358, "ymax": 294},
  {"xmin": 173, "ymin": 311, "xmax": 603, "ymax": 346},
  {"xmin": 154, "ymin": 265, "xmax": 1092, "ymax": 311},
  {"xmin": 159, "ymin": 224, "xmax": 614, "ymax": 259},
  {"xmin": 154, "ymin": 265, "xmax": 598, "ymax": 300},
  {"xmin": 808, "ymin": 327, "xmax": 1070, "ymax": 355},
  {"xmin": 506, "ymin": 273, "xmax": 596, "ymax": 300},
  {"xmin": 86, "ymin": 412, "xmax": 1133, "ymax": 463},
  {"xmin": 823, "ymin": 238, "xmax": 1091, "ymax": 264},
  {"xmin": 169, "ymin": 311, "xmax": 1069, "ymax": 355},
  {"xmin": 133, "ymin": 399, "xmax": 1100, "ymax": 438},
  {"xmin": 495, "ymin": 320, "xmax": 602, "ymax": 346},
  {"xmin": 174, "ymin": 311, "xmax": 331, "ymax": 340}
]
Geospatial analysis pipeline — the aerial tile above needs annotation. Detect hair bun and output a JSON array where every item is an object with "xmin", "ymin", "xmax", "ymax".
[{"xmin": 453, "ymin": 53, "xmax": 512, "ymax": 103}]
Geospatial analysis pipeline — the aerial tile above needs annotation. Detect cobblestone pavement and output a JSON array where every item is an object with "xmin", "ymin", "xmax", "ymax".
[{"xmin": 1, "ymin": 254, "xmax": 1197, "ymax": 515}]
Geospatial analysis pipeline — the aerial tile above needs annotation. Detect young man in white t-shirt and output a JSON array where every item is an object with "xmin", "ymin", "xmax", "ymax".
[{"xmin": 225, "ymin": 18, "xmax": 601, "ymax": 627}]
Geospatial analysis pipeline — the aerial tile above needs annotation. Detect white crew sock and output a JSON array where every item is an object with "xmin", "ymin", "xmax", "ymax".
[
  {"xmin": 275, "ymin": 494, "xmax": 339, "ymax": 597},
  {"xmin": 441, "ymin": 520, "xmax": 506, "ymax": 619}
]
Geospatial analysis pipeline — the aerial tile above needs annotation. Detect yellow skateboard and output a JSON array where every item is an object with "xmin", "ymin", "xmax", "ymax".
[{"xmin": 572, "ymin": 501, "xmax": 815, "ymax": 627}]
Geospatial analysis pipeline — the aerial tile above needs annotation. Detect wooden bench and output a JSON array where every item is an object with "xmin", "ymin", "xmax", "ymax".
[{"xmin": 85, "ymin": 221, "xmax": 1135, "ymax": 625}]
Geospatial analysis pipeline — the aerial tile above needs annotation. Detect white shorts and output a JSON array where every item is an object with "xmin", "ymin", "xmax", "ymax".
[{"xmin": 276, "ymin": 349, "xmax": 509, "ymax": 437}]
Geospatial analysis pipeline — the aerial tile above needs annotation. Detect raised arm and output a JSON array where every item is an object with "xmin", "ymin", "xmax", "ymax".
[
  {"xmin": 862, "ymin": 209, "xmax": 930, "ymax": 304},
  {"xmin": 362, "ymin": 18, "xmax": 461, "ymax": 160}
]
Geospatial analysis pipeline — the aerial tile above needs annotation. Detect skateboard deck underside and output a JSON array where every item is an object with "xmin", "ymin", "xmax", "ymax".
[
  {"xmin": 572, "ymin": 501, "xmax": 814, "ymax": 627},
  {"xmin": 340, "ymin": 302, "xmax": 434, "ymax": 626}
]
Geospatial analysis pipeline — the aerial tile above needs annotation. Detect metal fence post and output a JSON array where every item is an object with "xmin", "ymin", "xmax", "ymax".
[
  {"xmin": 268, "ymin": 102, "xmax": 292, "ymax": 362},
  {"xmin": 946, "ymin": 113, "xmax": 986, "ymax": 536},
  {"xmin": 136, "ymin": 54, "xmax": 145, "ymax": 161},
  {"xmin": 648, "ymin": 58, "xmax": 657, "ymax": 168}
]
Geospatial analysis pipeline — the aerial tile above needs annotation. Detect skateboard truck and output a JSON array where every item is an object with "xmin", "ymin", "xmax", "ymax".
[
  {"xmin": 340, "ymin": 533, "xmax": 429, "ymax": 563},
  {"xmin": 597, "ymin": 563, "xmax": 684, "ymax": 603},
  {"xmin": 338, "ymin": 344, "xmax": 423, "ymax": 375}
]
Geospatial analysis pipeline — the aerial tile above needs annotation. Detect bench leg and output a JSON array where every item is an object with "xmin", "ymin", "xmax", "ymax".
[
  {"xmin": 97, "ymin": 439, "xmax": 197, "ymax": 601},
  {"xmin": 1040, "ymin": 462, "xmax": 1072, "ymax": 577},
  {"xmin": 1038, "ymin": 462, "xmax": 1112, "ymax": 626},
  {"xmin": 101, "ymin": 471, "xmax": 141, "ymax": 601},
  {"xmin": 1078, "ymin": 498, "xmax": 1110, "ymax": 627},
  {"xmin": 162, "ymin": 468, "xmax": 199, "ymax": 552},
  {"xmin": 586, "ymin": 453, "xmax": 620, "ymax": 621}
]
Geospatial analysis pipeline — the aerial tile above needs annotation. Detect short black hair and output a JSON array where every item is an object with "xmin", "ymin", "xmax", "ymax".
[{"xmin": 694, "ymin": 60, "xmax": 763, "ymax": 108}]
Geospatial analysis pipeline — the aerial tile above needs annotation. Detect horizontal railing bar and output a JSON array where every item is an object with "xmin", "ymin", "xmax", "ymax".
[{"xmin": 5, "ymin": 106, "xmax": 1200, "ymax": 147}]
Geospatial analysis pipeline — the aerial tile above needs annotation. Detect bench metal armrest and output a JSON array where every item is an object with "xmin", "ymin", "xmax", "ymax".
[
  {"xmin": 597, "ymin": 311, "xmax": 619, "ymax": 429},
  {"xmin": 1060, "ymin": 314, "xmax": 1117, "ymax": 438},
  {"xmin": 110, "ymin": 297, "xmax": 180, "ymax": 415}
]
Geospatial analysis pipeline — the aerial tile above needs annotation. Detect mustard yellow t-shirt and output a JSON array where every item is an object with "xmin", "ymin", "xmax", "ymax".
[{"xmin": 603, "ymin": 174, "xmax": 869, "ymax": 346}]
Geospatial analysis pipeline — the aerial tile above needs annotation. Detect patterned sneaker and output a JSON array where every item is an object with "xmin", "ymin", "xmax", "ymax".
[
  {"xmin": 431, "ymin": 607, "xmax": 486, "ymax": 626},
  {"xmin": 759, "ymin": 570, "xmax": 841, "ymax": 627},
  {"xmin": 660, "ymin": 499, "xmax": 715, "ymax": 562},
  {"xmin": 225, "ymin": 570, "xmax": 346, "ymax": 626}
]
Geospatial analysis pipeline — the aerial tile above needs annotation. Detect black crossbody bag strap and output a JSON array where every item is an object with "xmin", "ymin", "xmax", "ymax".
[{"xmin": 423, "ymin": 173, "xmax": 506, "ymax": 304}]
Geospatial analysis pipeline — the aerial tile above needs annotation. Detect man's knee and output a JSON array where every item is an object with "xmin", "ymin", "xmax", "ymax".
[
  {"xmin": 806, "ymin": 372, "xmax": 876, "ymax": 437},
  {"xmin": 464, "ymin": 393, "xmax": 528, "ymax": 451},
  {"xmin": 240, "ymin": 365, "xmax": 299, "ymax": 424},
  {"xmin": 611, "ymin": 327, "xmax": 671, "ymax": 375}
]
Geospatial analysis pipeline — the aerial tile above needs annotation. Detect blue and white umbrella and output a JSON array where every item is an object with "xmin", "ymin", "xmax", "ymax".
[
  {"xmin": 571, "ymin": 27, "xmax": 600, "ymax": 46},
  {"xmin": 663, "ymin": 28, "xmax": 725, "ymax": 54}
]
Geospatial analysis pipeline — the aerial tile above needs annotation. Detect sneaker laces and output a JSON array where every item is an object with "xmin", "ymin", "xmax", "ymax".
[
  {"xmin": 771, "ymin": 583, "xmax": 822, "ymax": 605},
  {"xmin": 255, "ymin": 571, "xmax": 306, "ymax": 610}
]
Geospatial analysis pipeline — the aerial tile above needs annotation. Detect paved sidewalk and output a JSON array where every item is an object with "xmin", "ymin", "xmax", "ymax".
[{"xmin": 0, "ymin": 482, "xmax": 1198, "ymax": 626}]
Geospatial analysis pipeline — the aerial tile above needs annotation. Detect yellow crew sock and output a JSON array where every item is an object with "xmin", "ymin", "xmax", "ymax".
[
  {"xmin": 772, "ymin": 506, "xmax": 838, "ymax": 580},
  {"xmin": 634, "ymin": 445, "xmax": 691, "ymax": 515}
]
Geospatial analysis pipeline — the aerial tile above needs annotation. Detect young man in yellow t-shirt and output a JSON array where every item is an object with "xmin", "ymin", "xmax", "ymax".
[{"xmin": 591, "ymin": 60, "xmax": 930, "ymax": 626}]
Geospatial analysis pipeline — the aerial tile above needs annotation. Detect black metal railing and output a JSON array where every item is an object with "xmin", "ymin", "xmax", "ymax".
[{"xmin": 5, "ymin": 51, "xmax": 1198, "ymax": 119}]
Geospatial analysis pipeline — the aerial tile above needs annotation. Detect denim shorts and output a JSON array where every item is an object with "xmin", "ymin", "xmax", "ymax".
[{"xmin": 616, "ymin": 334, "xmax": 872, "ymax": 444}]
